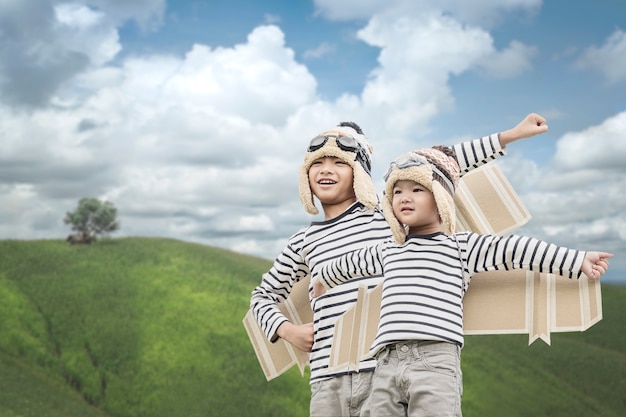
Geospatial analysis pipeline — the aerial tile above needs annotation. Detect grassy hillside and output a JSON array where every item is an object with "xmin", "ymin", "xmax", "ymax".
[
  {"xmin": 0, "ymin": 238, "xmax": 309, "ymax": 417},
  {"xmin": 0, "ymin": 237, "xmax": 624, "ymax": 417}
]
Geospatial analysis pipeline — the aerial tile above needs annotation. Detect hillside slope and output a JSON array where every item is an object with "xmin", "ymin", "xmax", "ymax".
[
  {"xmin": 0, "ymin": 238, "xmax": 624, "ymax": 417},
  {"xmin": 0, "ymin": 238, "xmax": 309, "ymax": 417}
]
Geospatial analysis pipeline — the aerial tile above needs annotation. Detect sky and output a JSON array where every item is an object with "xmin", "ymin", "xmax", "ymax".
[{"xmin": 1, "ymin": 0, "xmax": 625, "ymax": 283}]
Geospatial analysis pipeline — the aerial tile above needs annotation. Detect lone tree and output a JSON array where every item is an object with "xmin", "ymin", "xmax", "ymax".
[{"xmin": 64, "ymin": 198, "xmax": 120, "ymax": 244}]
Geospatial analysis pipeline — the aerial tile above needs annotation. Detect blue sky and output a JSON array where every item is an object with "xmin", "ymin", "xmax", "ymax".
[{"xmin": 0, "ymin": 0, "xmax": 624, "ymax": 283}]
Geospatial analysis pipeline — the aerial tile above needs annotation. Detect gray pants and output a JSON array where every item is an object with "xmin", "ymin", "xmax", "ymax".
[
  {"xmin": 310, "ymin": 371, "xmax": 374, "ymax": 417},
  {"xmin": 365, "ymin": 341, "xmax": 463, "ymax": 417}
]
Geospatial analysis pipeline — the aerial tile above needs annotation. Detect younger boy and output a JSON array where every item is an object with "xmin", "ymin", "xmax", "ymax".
[
  {"xmin": 311, "ymin": 147, "xmax": 612, "ymax": 417},
  {"xmin": 251, "ymin": 114, "xmax": 550, "ymax": 417}
]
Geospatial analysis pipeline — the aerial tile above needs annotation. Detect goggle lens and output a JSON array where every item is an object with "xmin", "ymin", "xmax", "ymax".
[{"xmin": 307, "ymin": 135, "xmax": 359, "ymax": 153}]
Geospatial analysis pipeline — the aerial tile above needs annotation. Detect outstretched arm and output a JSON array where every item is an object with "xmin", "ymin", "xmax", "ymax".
[
  {"xmin": 581, "ymin": 252, "xmax": 614, "ymax": 279},
  {"xmin": 310, "ymin": 245, "xmax": 384, "ymax": 298},
  {"xmin": 498, "ymin": 113, "xmax": 548, "ymax": 147}
]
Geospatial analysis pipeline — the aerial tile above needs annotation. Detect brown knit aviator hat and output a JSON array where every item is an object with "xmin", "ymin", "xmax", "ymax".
[
  {"xmin": 299, "ymin": 122, "xmax": 378, "ymax": 215},
  {"xmin": 382, "ymin": 146, "xmax": 460, "ymax": 244}
]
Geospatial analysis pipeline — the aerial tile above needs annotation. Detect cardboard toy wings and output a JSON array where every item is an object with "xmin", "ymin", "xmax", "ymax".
[{"xmin": 243, "ymin": 163, "xmax": 602, "ymax": 380}]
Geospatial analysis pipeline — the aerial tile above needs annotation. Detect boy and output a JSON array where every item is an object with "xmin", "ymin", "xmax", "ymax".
[
  {"xmin": 250, "ymin": 114, "xmax": 550, "ymax": 417},
  {"xmin": 311, "ymin": 147, "xmax": 613, "ymax": 417}
]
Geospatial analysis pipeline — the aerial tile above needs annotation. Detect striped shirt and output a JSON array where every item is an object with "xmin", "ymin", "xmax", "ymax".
[
  {"xmin": 250, "ymin": 134, "xmax": 506, "ymax": 384},
  {"xmin": 316, "ymin": 231, "xmax": 586, "ymax": 356}
]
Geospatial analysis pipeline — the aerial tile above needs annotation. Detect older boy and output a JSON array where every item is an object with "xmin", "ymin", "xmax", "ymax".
[{"xmin": 250, "ymin": 114, "xmax": 549, "ymax": 417}]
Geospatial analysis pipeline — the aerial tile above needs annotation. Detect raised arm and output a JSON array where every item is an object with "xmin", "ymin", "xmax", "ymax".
[
  {"xmin": 451, "ymin": 112, "xmax": 549, "ymax": 175},
  {"xmin": 451, "ymin": 134, "xmax": 504, "ymax": 175}
]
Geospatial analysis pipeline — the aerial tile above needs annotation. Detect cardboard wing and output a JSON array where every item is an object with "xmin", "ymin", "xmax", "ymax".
[
  {"xmin": 455, "ymin": 163, "xmax": 531, "ymax": 235},
  {"xmin": 327, "ymin": 284, "xmax": 383, "ymax": 373},
  {"xmin": 242, "ymin": 310, "xmax": 300, "ymax": 381},
  {"xmin": 328, "ymin": 270, "xmax": 603, "ymax": 369},
  {"xmin": 242, "ymin": 276, "xmax": 313, "ymax": 381},
  {"xmin": 463, "ymin": 270, "xmax": 603, "ymax": 345}
]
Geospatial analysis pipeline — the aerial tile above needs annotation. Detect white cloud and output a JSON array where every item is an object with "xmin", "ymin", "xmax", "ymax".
[
  {"xmin": 552, "ymin": 111, "xmax": 626, "ymax": 172},
  {"xmin": 54, "ymin": 3, "xmax": 121, "ymax": 67},
  {"xmin": 519, "ymin": 112, "xmax": 626, "ymax": 231},
  {"xmin": 576, "ymin": 29, "xmax": 626, "ymax": 83},
  {"xmin": 478, "ymin": 40, "xmax": 538, "ymax": 78},
  {"xmin": 313, "ymin": 0, "xmax": 543, "ymax": 27},
  {"xmin": 303, "ymin": 42, "xmax": 336, "ymax": 59},
  {"xmin": 0, "ymin": 0, "xmax": 164, "ymax": 107},
  {"xmin": 508, "ymin": 112, "xmax": 626, "ymax": 276},
  {"xmin": 216, "ymin": 214, "xmax": 275, "ymax": 232},
  {"xmin": 160, "ymin": 26, "xmax": 318, "ymax": 125},
  {"xmin": 352, "ymin": 10, "xmax": 537, "ymax": 137},
  {"xmin": 80, "ymin": 0, "xmax": 166, "ymax": 31},
  {"xmin": 264, "ymin": 13, "xmax": 281, "ymax": 24}
]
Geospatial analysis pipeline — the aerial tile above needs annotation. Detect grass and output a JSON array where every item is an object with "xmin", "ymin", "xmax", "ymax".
[
  {"xmin": 0, "ymin": 238, "xmax": 309, "ymax": 417},
  {"xmin": 0, "ymin": 352, "xmax": 112, "ymax": 417},
  {"xmin": 0, "ymin": 237, "xmax": 624, "ymax": 417}
]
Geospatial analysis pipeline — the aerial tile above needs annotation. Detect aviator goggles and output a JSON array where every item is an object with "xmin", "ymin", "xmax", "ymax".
[
  {"xmin": 307, "ymin": 134, "xmax": 372, "ymax": 175},
  {"xmin": 383, "ymin": 152, "xmax": 455, "ymax": 195}
]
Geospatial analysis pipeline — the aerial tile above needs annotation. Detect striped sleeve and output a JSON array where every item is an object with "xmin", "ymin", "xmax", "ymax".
[
  {"xmin": 250, "ymin": 232, "xmax": 310, "ymax": 342},
  {"xmin": 316, "ymin": 244, "xmax": 384, "ymax": 289},
  {"xmin": 452, "ymin": 134, "xmax": 505, "ymax": 175},
  {"xmin": 460, "ymin": 232, "xmax": 586, "ymax": 279}
]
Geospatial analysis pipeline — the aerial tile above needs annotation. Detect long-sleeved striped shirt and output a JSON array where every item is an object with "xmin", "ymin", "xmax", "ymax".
[
  {"xmin": 315, "ymin": 231, "xmax": 586, "ymax": 357},
  {"xmin": 250, "ymin": 134, "xmax": 507, "ymax": 384}
]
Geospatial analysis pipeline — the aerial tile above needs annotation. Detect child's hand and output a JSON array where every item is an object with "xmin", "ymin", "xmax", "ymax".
[
  {"xmin": 582, "ymin": 252, "xmax": 614, "ymax": 279},
  {"xmin": 277, "ymin": 322, "xmax": 314, "ymax": 352},
  {"xmin": 499, "ymin": 113, "xmax": 549, "ymax": 145},
  {"xmin": 310, "ymin": 278, "xmax": 327, "ymax": 298}
]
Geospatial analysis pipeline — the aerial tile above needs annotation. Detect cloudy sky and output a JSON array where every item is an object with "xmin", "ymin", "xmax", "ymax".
[{"xmin": 1, "ymin": 0, "xmax": 624, "ymax": 283}]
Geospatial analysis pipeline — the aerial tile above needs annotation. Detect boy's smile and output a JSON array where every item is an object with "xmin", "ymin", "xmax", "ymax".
[{"xmin": 318, "ymin": 178, "xmax": 338, "ymax": 187}]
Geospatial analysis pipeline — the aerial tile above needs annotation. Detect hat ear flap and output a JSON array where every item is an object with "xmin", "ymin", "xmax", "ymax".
[
  {"xmin": 432, "ymin": 182, "xmax": 455, "ymax": 235},
  {"xmin": 299, "ymin": 164, "xmax": 319, "ymax": 215},
  {"xmin": 353, "ymin": 164, "xmax": 379, "ymax": 211},
  {"xmin": 382, "ymin": 194, "xmax": 407, "ymax": 245}
]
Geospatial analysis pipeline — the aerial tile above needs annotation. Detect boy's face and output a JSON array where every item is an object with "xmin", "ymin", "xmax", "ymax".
[
  {"xmin": 391, "ymin": 179, "xmax": 441, "ymax": 235},
  {"xmin": 308, "ymin": 156, "xmax": 356, "ymax": 208}
]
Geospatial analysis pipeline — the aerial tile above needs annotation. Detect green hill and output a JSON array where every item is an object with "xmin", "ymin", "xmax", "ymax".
[{"xmin": 0, "ymin": 237, "xmax": 624, "ymax": 417}]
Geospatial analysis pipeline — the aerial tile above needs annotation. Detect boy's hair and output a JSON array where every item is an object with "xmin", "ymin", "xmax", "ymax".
[
  {"xmin": 298, "ymin": 122, "xmax": 378, "ymax": 215},
  {"xmin": 382, "ymin": 146, "xmax": 460, "ymax": 244}
]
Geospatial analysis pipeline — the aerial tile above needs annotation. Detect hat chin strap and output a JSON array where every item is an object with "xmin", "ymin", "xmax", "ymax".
[
  {"xmin": 299, "ymin": 165, "xmax": 319, "ymax": 215},
  {"xmin": 432, "ymin": 181, "xmax": 455, "ymax": 236},
  {"xmin": 352, "ymin": 164, "xmax": 378, "ymax": 210}
]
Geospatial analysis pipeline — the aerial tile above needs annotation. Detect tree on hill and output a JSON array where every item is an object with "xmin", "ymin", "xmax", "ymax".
[{"xmin": 64, "ymin": 198, "xmax": 120, "ymax": 244}]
